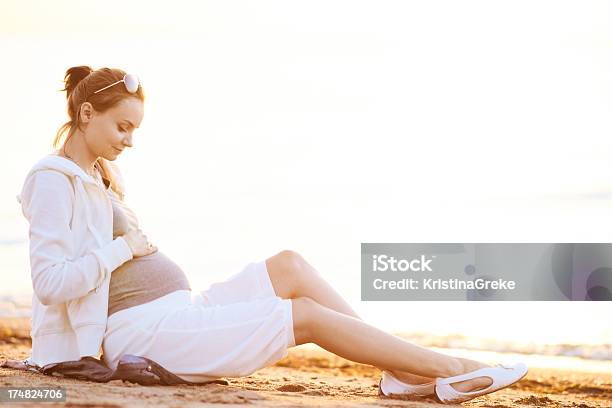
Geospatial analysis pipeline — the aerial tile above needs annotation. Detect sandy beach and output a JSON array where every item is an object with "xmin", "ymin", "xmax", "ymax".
[{"xmin": 1, "ymin": 317, "xmax": 610, "ymax": 407}]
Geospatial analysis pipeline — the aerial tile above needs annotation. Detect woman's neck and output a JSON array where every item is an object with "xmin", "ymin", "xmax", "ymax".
[{"xmin": 59, "ymin": 134, "xmax": 99, "ymax": 177}]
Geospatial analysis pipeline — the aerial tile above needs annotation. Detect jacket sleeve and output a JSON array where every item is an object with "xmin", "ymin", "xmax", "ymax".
[{"xmin": 21, "ymin": 170, "xmax": 133, "ymax": 306}]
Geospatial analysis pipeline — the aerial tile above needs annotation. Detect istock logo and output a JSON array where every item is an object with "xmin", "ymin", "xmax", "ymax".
[{"xmin": 372, "ymin": 254, "xmax": 435, "ymax": 272}]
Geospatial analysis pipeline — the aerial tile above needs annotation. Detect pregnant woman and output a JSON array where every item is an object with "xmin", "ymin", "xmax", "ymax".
[{"xmin": 17, "ymin": 65, "xmax": 528, "ymax": 404}]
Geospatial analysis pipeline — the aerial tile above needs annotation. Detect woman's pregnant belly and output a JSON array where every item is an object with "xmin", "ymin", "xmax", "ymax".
[{"xmin": 108, "ymin": 250, "xmax": 191, "ymax": 317}]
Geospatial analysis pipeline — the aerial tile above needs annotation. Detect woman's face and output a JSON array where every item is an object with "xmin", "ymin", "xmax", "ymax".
[{"xmin": 83, "ymin": 97, "xmax": 144, "ymax": 160}]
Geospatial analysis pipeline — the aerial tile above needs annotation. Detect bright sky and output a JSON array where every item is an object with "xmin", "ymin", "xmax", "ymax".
[{"xmin": 1, "ymin": 1, "xmax": 611, "ymax": 346}]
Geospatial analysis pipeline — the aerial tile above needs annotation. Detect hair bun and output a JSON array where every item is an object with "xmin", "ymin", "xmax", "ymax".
[{"xmin": 61, "ymin": 65, "xmax": 94, "ymax": 99}]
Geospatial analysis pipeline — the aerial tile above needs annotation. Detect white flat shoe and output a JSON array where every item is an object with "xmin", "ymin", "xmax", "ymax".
[
  {"xmin": 435, "ymin": 362, "xmax": 528, "ymax": 404},
  {"xmin": 378, "ymin": 370, "xmax": 436, "ymax": 397}
]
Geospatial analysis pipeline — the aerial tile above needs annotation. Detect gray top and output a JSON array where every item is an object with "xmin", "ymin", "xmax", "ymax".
[{"xmin": 101, "ymin": 176, "xmax": 191, "ymax": 317}]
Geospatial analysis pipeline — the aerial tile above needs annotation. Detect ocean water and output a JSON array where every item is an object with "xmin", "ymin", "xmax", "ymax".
[{"xmin": 298, "ymin": 343, "xmax": 612, "ymax": 373}]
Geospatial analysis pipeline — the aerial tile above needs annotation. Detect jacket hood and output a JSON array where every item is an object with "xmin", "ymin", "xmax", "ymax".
[
  {"xmin": 16, "ymin": 150, "xmax": 118, "ymax": 252},
  {"xmin": 16, "ymin": 151, "xmax": 121, "ymax": 204}
]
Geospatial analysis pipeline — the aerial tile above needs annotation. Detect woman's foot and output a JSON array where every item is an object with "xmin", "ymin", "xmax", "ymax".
[
  {"xmin": 388, "ymin": 357, "xmax": 492, "ymax": 391},
  {"xmin": 387, "ymin": 370, "xmax": 435, "ymax": 386},
  {"xmin": 379, "ymin": 357, "xmax": 493, "ymax": 398},
  {"xmin": 448, "ymin": 358, "xmax": 493, "ymax": 392}
]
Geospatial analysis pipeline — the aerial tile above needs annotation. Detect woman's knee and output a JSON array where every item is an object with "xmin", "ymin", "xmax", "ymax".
[
  {"xmin": 290, "ymin": 296, "xmax": 320, "ymax": 345},
  {"xmin": 277, "ymin": 249, "xmax": 306, "ymax": 273},
  {"xmin": 278, "ymin": 250, "xmax": 320, "ymax": 285},
  {"xmin": 266, "ymin": 250, "xmax": 308, "ymax": 298}
]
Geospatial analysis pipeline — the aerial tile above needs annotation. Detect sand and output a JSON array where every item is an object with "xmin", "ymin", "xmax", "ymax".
[{"xmin": 1, "ymin": 317, "xmax": 610, "ymax": 407}]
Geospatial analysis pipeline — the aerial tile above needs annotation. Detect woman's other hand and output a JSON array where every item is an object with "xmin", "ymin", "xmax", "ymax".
[{"xmin": 122, "ymin": 228, "xmax": 158, "ymax": 257}]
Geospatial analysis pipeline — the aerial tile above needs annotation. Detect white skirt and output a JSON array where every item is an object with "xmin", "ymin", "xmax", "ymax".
[{"xmin": 102, "ymin": 260, "xmax": 295, "ymax": 383}]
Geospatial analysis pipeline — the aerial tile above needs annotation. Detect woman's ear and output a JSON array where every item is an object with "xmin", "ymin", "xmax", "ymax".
[{"xmin": 79, "ymin": 102, "xmax": 94, "ymax": 123}]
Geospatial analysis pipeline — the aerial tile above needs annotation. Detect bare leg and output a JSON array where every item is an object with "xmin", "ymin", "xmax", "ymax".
[
  {"xmin": 291, "ymin": 296, "xmax": 494, "ymax": 392},
  {"xmin": 266, "ymin": 251, "xmax": 493, "ymax": 392}
]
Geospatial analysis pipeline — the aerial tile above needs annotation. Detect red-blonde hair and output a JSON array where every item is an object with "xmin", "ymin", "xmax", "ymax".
[{"xmin": 54, "ymin": 66, "xmax": 145, "ymax": 199}]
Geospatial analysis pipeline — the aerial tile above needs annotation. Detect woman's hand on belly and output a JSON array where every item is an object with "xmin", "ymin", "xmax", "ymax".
[{"xmin": 123, "ymin": 228, "xmax": 158, "ymax": 258}]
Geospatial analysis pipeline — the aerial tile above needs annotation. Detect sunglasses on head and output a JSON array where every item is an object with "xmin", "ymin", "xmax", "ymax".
[{"xmin": 93, "ymin": 73, "xmax": 140, "ymax": 94}]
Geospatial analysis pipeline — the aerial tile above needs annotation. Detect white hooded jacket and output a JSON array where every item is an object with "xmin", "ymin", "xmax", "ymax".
[{"xmin": 16, "ymin": 152, "xmax": 134, "ymax": 367}]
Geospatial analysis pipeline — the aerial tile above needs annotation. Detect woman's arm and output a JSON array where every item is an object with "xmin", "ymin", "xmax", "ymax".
[{"xmin": 21, "ymin": 170, "xmax": 133, "ymax": 306}]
